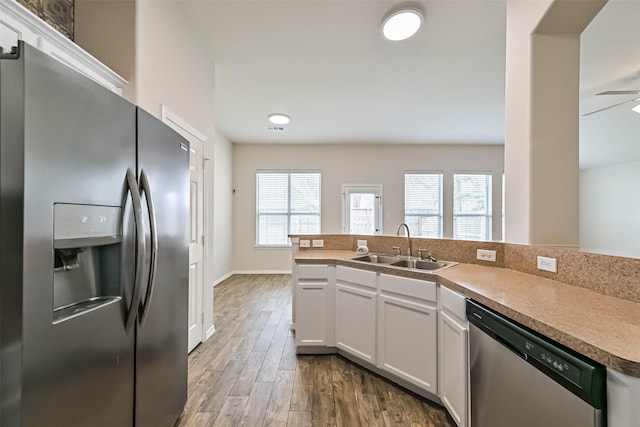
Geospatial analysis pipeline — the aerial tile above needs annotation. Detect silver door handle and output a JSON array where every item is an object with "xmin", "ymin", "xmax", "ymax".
[
  {"xmin": 125, "ymin": 168, "xmax": 145, "ymax": 334},
  {"xmin": 138, "ymin": 169, "xmax": 157, "ymax": 326}
]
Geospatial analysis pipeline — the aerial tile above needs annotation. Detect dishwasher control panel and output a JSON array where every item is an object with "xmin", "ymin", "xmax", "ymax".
[{"xmin": 523, "ymin": 339, "xmax": 583, "ymax": 386}]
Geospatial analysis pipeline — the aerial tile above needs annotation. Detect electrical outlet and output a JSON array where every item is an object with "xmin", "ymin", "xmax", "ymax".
[
  {"xmin": 477, "ymin": 249, "xmax": 497, "ymax": 262},
  {"xmin": 357, "ymin": 240, "xmax": 368, "ymax": 247},
  {"xmin": 299, "ymin": 239, "xmax": 310, "ymax": 248},
  {"xmin": 537, "ymin": 256, "xmax": 557, "ymax": 273},
  {"xmin": 312, "ymin": 239, "xmax": 324, "ymax": 248}
]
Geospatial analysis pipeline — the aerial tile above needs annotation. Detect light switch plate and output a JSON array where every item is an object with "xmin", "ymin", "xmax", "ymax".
[
  {"xmin": 477, "ymin": 249, "xmax": 497, "ymax": 262},
  {"xmin": 312, "ymin": 239, "xmax": 324, "ymax": 248},
  {"xmin": 537, "ymin": 256, "xmax": 557, "ymax": 273},
  {"xmin": 300, "ymin": 239, "xmax": 310, "ymax": 248}
]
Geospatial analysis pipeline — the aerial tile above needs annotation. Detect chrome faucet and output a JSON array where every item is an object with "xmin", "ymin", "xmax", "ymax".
[{"xmin": 395, "ymin": 223, "xmax": 411, "ymax": 257}]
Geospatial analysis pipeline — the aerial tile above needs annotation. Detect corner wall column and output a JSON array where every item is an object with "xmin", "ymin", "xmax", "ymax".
[{"xmin": 504, "ymin": 0, "xmax": 606, "ymax": 246}]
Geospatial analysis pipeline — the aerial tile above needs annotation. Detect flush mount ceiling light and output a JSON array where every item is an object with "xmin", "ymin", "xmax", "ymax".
[
  {"xmin": 381, "ymin": 7, "xmax": 423, "ymax": 41},
  {"xmin": 267, "ymin": 113, "xmax": 290, "ymax": 125}
]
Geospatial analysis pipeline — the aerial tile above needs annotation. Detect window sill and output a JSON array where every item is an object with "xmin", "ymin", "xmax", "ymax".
[{"xmin": 254, "ymin": 245, "xmax": 292, "ymax": 249}]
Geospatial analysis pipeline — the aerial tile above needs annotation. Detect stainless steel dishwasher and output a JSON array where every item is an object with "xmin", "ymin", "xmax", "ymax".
[{"xmin": 467, "ymin": 300, "xmax": 606, "ymax": 427}]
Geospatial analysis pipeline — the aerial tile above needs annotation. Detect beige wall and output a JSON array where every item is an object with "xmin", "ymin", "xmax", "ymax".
[
  {"xmin": 75, "ymin": 0, "xmax": 137, "ymax": 101},
  {"xmin": 233, "ymin": 143, "xmax": 504, "ymax": 272},
  {"xmin": 212, "ymin": 129, "xmax": 234, "ymax": 283},
  {"xmin": 580, "ymin": 162, "xmax": 640, "ymax": 259}
]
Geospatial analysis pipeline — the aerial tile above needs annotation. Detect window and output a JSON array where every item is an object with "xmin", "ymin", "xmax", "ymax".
[
  {"xmin": 404, "ymin": 173, "xmax": 442, "ymax": 237},
  {"xmin": 453, "ymin": 173, "xmax": 492, "ymax": 241},
  {"xmin": 342, "ymin": 185, "xmax": 382, "ymax": 234},
  {"xmin": 256, "ymin": 172, "xmax": 321, "ymax": 246}
]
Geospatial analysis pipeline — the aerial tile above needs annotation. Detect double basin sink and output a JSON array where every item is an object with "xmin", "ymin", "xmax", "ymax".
[{"xmin": 350, "ymin": 254, "xmax": 456, "ymax": 272}]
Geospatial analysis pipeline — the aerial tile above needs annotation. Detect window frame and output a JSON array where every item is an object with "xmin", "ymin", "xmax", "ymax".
[
  {"xmin": 255, "ymin": 171, "xmax": 321, "ymax": 248},
  {"xmin": 452, "ymin": 172, "xmax": 492, "ymax": 241},
  {"xmin": 403, "ymin": 172, "xmax": 443, "ymax": 238}
]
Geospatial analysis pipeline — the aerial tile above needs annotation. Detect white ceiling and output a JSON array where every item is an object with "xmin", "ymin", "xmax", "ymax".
[
  {"xmin": 178, "ymin": 0, "xmax": 507, "ymax": 145},
  {"xmin": 177, "ymin": 0, "xmax": 640, "ymax": 168}
]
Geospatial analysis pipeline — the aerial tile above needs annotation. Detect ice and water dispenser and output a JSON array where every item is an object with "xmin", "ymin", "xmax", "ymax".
[{"xmin": 53, "ymin": 203, "xmax": 123, "ymax": 323}]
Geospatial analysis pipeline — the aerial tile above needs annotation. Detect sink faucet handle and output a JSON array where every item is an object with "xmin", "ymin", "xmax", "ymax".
[
  {"xmin": 391, "ymin": 246, "xmax": 401, "ymax": 256},
  {"xmin": 418, "ymin": 249, "xmax": 437, "ymax": 262}
]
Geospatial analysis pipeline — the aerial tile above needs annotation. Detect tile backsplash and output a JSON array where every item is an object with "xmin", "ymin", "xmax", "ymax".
[{"xmin": 18, "ymin": 0, "xmax": 74, "ymax": 39}]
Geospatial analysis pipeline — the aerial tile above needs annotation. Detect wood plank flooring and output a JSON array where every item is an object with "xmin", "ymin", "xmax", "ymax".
[{"xmin": 177, "ymin": 274, "xmax": 455, "ymax": 427}]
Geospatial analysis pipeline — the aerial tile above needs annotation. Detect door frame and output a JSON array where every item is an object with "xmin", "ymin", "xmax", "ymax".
[
  {"xmin": 161, "ymin": 105, "xmax": 211, "ymax": 345},
  {"xmin": 342, "ymin": 184, "xmax": 383, "ymax": 235}
]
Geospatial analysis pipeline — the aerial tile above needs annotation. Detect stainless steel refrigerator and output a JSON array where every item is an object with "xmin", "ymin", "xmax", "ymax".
[{"xmin": 0, "ymin": 41, "xmax": 189, "ymax": 427}]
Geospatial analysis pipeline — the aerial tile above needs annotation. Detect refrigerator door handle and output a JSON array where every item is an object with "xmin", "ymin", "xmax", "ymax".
[
  {"xmin": 138, "ymin": 169, "xmax": 158, "ymax": 325},
  {"xmin": 125, "ymin": 168, "xmax": 146, "ymax": 334}
]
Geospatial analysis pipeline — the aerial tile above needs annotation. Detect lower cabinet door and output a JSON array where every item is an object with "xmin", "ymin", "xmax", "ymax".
[
  {"xmin": 335, "ymin": 283, "xmax": 376, "ymax": 363},
  {"xmin": 296, "ymin": 282, "xmax": 327, "ymax": 346},
  {"xmin": 377, "ymin": 294, "xmax": 438, "ymax": 393},
  {"xmin": 439, "ymin": 310, "xmax": 469, "ymax": 427}
]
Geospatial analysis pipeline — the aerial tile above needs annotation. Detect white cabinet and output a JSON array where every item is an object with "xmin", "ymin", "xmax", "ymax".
[
  {"xmin": 335, "ymin": 266, "xmax": 377, "ymax": 364},
  {"xmin": 438, "ymin": 286, "xmax": 469, "ymax": 427},
  {"xmin": 607, "ymin": 368, "xmax": 640, "ymax": 427},
  {"xmin": 295, "ymin": 264, "xmax": 330, "ymax": 347},
  {"xmin": 377, "ymin": 274, "xmax": 438, "ymax": 394}
]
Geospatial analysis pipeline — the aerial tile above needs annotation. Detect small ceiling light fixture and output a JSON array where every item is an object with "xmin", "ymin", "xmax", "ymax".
[
  {"xmin": 381, "ymin": 6, "xmax": 423, "ymax": 41},
  {"xmin": 267, "ymin": 113, "xmax": 291, "ymax": 125}
]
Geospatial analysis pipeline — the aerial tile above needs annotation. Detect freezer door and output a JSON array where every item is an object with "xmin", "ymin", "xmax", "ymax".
[
  {"xmin": 1, "ymin": 42, "xmax": 136, "ymax": 426},
  {"xmin": 135, "ymin": 108, "xmax": 189, "ymax": 427}
]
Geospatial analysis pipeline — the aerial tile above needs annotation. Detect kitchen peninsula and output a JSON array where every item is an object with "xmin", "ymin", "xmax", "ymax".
[{"xmin": 290, "ymin": 234, "xmax": 640, "ymax": 427}]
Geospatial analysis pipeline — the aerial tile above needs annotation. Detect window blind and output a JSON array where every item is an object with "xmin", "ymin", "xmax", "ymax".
[
  {"xmin": 404, "ymin": 173, "xmax": 442, "ymax": 237},
  {"xmin": 257, "ymin": 172, "xmax": 321, "ymax": 245},
  {"xmin": 453, "ymin": 173, "xmax": 492, "ymax": 241}
]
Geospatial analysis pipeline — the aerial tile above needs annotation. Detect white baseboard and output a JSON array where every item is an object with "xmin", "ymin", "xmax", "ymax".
[
  {"xmin": 232, "ymin": 270, "xmax": 292, "ymax": 275},
  {"xmin": 212, "ymin": 272, "xmax": 234, "ymax": 287},
  {"xmin": 205, "ymin": 325, "xmax": 216, "ymax": 340}
]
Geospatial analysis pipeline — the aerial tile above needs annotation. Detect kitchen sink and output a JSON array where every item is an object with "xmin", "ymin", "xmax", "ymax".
[
  {"xmin": 391, "ymin": 259, "xmax": 455, "ymax": 271},
  {"xmin": 350, "ymin": 254, "xmax": 456, "ymax": 272},
  {"xmin": 351, "ymin": 254, "xmax": 400, "ymax": 264}
]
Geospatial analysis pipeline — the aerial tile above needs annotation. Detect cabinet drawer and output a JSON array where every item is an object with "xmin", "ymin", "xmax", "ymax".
[
  {"xmin": 336, "ymin": 266, "xmax": 377, "ymax": 289},
  {"xmin": 379, "ymin": 274, "xmax": 436, "ymax": 302},
  {"xmin": 297, "ymin": 264, "xmax": 328, "ymax": 279},
  {"xmin": 440, "ymin": 285, "xmax": 467, "ymax": 324}
]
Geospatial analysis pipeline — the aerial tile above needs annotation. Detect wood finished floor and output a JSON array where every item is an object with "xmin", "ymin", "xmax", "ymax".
[{"xmin": 177, "ymin": 274, "xmax": 455, "ymax": 427}]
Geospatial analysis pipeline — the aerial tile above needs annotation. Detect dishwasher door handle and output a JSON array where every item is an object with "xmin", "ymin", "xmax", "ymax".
[{"xmin": 495, "ymin": 334, "xmax": 528, "ymax": 361}]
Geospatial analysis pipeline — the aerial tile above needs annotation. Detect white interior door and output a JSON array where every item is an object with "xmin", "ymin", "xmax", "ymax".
[
  {"xmin": 161, "ymin": 107, "xmax": 206, "ymax": 354},
  {"xmin": 187, "ymin": 141, "xmax": 205, "ymax": 352},
  {"xmin": 342, "ymin": 185, "xmax": 383, "ymax": 234}
]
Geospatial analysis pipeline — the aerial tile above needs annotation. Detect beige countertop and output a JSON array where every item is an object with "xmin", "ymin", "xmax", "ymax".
[{"xmin": 295, "ymin": 249, "xmax": 640, "ymax": 377}]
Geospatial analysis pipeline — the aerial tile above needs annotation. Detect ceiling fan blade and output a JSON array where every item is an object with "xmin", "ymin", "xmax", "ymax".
[
  {"xmin": 596, "ymin": 90, "xmax": 640, "ymax": 95},
  {"xmin": 582, "ymin": 97, "xmax": 640, "ymax": 116}
]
